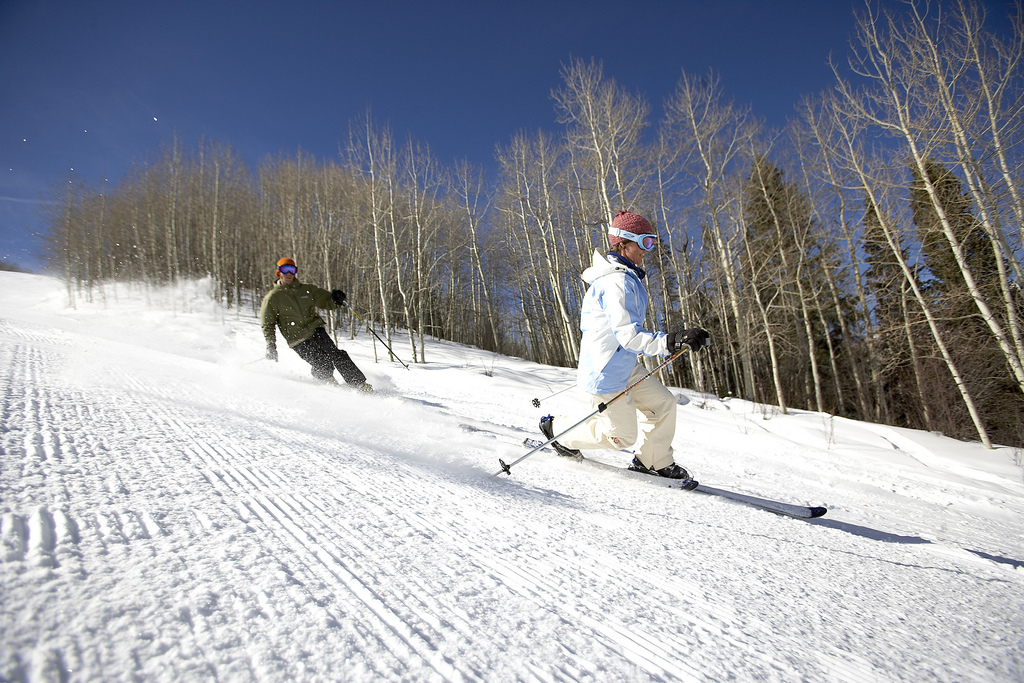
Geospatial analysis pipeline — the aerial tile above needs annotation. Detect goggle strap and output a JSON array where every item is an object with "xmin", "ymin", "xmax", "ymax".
[{"xmin": 608, "ymin": 227, "xmax": 657, "ymax": 250}]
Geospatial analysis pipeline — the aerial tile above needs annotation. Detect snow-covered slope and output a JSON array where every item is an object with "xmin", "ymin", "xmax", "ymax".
[{"xmin": 1, "ymin": 272, "xmax": 1022, "ymax": 682}]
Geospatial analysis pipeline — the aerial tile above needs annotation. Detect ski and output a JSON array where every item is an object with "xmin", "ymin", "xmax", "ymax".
[
  {"xmin": 692, "ymin": 485, "xmax": 827, "ymax": 519},
  {"xmin": 518, "ymin": 434, "xmax": 827, "ymax": 519},
  {"xmin": 521, "ymin": 437, "xmax": 698, "ymax": 490},
  {"xmin": 467, "ymin": 425, "xmax": 827, "ymax": 519}
]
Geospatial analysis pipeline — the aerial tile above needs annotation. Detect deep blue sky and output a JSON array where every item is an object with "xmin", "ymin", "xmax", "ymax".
[{"xmin": 1, "ymin": 0, "xmax": 1016, "ymax": 271}]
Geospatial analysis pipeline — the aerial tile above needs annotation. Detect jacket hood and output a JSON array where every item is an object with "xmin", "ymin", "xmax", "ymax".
[
  {"xmin": 581, "ymin": 250, "xmax": 646, "ymax": 285},
  {"xmin": 581, "ymin": 250, "xmax": 627, "ymax": 285}
]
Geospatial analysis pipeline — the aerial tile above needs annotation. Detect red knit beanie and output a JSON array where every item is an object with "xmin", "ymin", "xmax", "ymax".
[{"xmin": 608, "ymin": 211, "xmax": 653, "ymax": 246}]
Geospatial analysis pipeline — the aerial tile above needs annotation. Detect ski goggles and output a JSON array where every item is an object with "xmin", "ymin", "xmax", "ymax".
[
  {"xmin": 608, "ymin": 227, "xmax": 658, "ymax": 251},
  {"xmin": 278, "ymin": 264, "xmax": 297, "ymax": 274}
]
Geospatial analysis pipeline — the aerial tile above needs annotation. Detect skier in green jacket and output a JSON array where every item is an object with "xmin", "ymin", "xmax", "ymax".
[{"xmin": 260, "ymin": 257, "xmax": 372, "ymax": 392}]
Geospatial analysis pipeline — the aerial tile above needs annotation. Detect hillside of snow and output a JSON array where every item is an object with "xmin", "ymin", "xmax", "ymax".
[{"xmin": 1, "ymin": 272, "xmax": 1022, "ymax": 682}]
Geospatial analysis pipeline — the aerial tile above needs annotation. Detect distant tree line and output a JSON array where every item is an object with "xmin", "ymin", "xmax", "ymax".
[
  {"xmin": 43, "ymin": 1, "xmax": 1024, "ymax": 447},
  {"xmin": 0, "ymin": 261, "xmax": 30, "ymax": 273}
]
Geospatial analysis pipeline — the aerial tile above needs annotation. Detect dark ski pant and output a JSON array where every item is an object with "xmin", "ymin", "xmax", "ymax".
[{"xmin": 293, "ymin": 327, "xmax": 366, "ymax": 386}]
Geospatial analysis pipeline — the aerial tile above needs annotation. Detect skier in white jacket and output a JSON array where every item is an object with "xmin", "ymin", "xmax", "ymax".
[{"xmin": 540, "ymin": 210, "xmax": 710, "ymax": 480}]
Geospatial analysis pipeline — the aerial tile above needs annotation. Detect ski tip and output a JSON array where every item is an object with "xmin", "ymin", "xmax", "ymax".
[{"xmin": 808, "ymin": 507, "xmax": 828, "ymax": 518}]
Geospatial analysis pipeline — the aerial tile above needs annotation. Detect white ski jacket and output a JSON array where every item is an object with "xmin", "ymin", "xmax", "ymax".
[{"xmin": 576, "ymin": 250, "xmax": 669, "ymax": 394}]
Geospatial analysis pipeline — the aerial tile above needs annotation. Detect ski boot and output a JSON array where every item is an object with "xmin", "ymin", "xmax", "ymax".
[
  {"xmin": 539, "ymin": 415, "xmax": 582, "ymax": 460},
  {"xmin": 629, "ymin": 457, "xmax": 698, "ymax": 490}
]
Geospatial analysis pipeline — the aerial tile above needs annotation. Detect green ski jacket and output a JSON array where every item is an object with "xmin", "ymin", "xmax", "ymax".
[{"xmin": 260, "ymin": 279, "xmax": 337, "ymax": 347}]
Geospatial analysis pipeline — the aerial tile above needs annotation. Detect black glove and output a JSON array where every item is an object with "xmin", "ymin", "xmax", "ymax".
[
  {"xmin": 668, "ymin": 328, "xmax": 710, "ymax": 353},
  {"xmin": 266, "ymin": 343, "xmax": 278, "ymax": 362},
  {"xmin": 331, "ymin": 289, "xmax": 346, "ymax": 306}
]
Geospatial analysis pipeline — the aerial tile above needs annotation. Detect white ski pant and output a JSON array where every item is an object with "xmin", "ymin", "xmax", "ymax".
[{"xmin": 558, "ymin": 363, "xmax": 677, "ymax": 471}]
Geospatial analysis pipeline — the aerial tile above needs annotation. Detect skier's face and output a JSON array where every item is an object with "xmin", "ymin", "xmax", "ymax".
[
  {"xmin": 621, "ymin": 240, "xmax": 646, "ymax": 266},
  {"xmin": 278, "ymin": 269, "xmax": 295, "ymax": 284}
]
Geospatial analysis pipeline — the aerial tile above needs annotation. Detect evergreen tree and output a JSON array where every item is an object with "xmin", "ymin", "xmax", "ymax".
[
  {"xmin": 910, "ymin": 159, "xmax": 998, "ymax": 307},
  {"xmin": 910, "ymin": 159, "xmax": 1021, "ymax": 443},
  {"xmin": 861, "ymin": 196, "xmax": 923, "ymax": 428},
  {"xmin": 742, "ymin": 156, "xmax": 837, "ymax": 410}
]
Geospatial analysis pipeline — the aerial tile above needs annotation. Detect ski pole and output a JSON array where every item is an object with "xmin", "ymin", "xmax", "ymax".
[
  {"xmin": 345, "ymin": 304, "xmax": 411, "ymax": 370},
  {"xmin": 531, "ymin": 383, "xmax": 575, "ymax": 408},
  {"xmin": 494, "ymin": 346, "xmax": 690, "ymax": 477}
]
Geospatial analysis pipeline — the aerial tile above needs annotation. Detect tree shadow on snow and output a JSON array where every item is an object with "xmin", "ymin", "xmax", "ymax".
[
  {"xmin": 810, "ymin": 519, "xmax": 1024, "ymax": 570},
  {"xmin": 965, "ymin": 549, "xmax": 1024, "ymax": 570}
]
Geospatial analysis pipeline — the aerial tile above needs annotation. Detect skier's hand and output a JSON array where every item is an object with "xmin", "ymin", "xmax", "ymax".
[
  {"xmin": 266, "ymin": 343, "xmax": 278, "ymax": 362},
  {"xmin": 331, "ymin": 289, "xmax": 346, "ymax": 306},
  {"xmin": 668, "ymin": 328, "xmax": 710, "ymax": 353}
]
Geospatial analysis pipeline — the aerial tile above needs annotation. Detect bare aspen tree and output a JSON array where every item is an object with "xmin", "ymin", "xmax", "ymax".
[
  {"xmin": 840, "ymin": 0, "xmax": 1024, "ymax": 398},
  {"xmin": 565, "ymin": 145, "xmax": 605, "ymax": 256},
  {"xmin": 899, "ymin": 277, "xmax": 934, "ymax": 431},
  {"xmin": 453, "ymin": 159, "xmax": 500, "ymax": 351},
  {"xmin": 496, "ymin": 131, "xmax": 579, "ymax": 364},
  {"xmin": 772, "ymin": 122, "xmax": 850, "ymax": 415},
  {"xmin": 652, "ymin": 131, "xmax": 692, "ymax": 324},
  {"xmin": 207, "ymin": 146, "xmax": 221, "ymax": 293},
  {"xmin": 747, "ymin": 150, "xmax": 826, "ymax": 411},
  {"xmin": 311, "ymin": 163, "xmax": 334, "ymax": 290},
  {"xmin": 199, "ymin": 142, "xmax": 249, "ymax": 303},
  {"xmin": 48, "ymin": 179, "xmax": 80, "ymax": 306},
  {"xmin": 402, "ymin": 137, "xmax": 445, "ymax": 363},
  {"xmin": 164, "ymin": 137, "xmax": 183, "ymax": 283},
  {"xmin": 905, "ymin": 0, "xmax": 1024, "ymax": 382},
  {"xmin": 348, "ymin": 111, "xmax": 399, "ymax": 361},
  {"xmin": 964, "ymin": 2, "xmax": 1024, "ymax": 257},
  {"xmin": 373, "ymin": 134, "xmax": 413, "ymax": 362},
  {"xmin": 500, "ymin": 191, "xmax": 550, "ymax": 362},
  {"xmin": 795, "ymin": 95, "xmax": 879, "ymax": 419},
  {"xmin": 533, "ymin": 133, "xmax": 581, "ymax": 362},
  {"xmin": 650, "ymin": 131, "xmax": 711, "ymax": 390},
  {"xmin": 830, "ymin": 103, "xmax": 992, "ymax": 446},
  {"xmin": 662, "ymin": 70, "xmax": 758, "ymax": 399},
  {"xmin": 735, "ymin": 199, "xmax": 789, "ymax": 413},
  {"xmin": 553, "ymin": 57, "xmax": 651, "ymax": 226}
]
